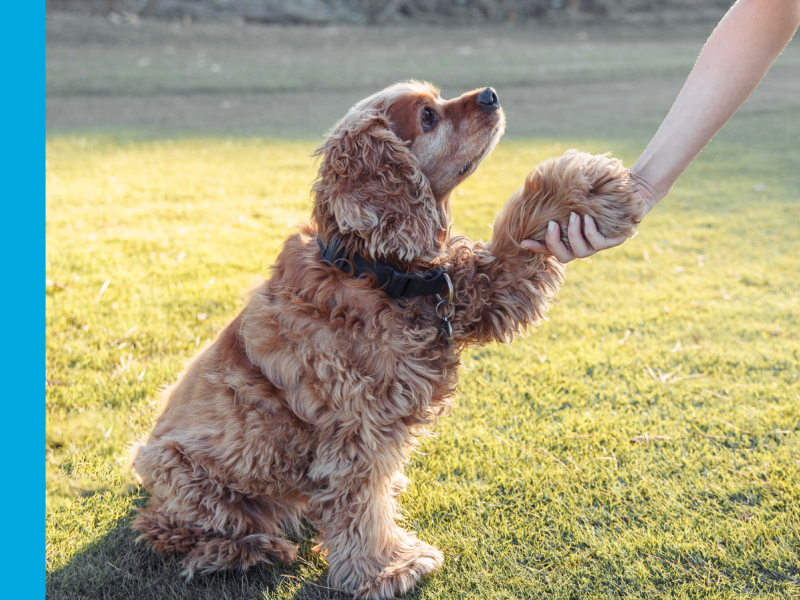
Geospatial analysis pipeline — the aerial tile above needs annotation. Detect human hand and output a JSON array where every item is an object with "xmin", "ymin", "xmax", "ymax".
[
  {"xmin": 519, "ymin": 174, "xmax": 657, "ymax": 263},
  {"xmin": 519, "ymin": 213, "xmax": 628, "ymax": 263}
]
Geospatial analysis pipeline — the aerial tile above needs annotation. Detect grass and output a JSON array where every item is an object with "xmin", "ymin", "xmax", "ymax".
[
  {"xmin": 46, "ymin": 16, "xmax": 800, "ymax": 600},
  {"xmin": 46, "ymin": 120, "xmax": 800, "ymax": 599}
]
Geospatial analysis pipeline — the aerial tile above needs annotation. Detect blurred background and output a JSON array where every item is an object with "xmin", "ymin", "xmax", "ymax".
[{"xmin": 48, "ymin": 0, "xmax": 800, "ymax": 141}]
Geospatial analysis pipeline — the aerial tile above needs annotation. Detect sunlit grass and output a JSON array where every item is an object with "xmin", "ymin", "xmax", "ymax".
[{"xmin": 46, "ymin": 127, "xmax": 799, "ymax": 598}]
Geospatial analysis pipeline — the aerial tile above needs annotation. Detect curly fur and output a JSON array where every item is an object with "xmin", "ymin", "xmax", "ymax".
[
  {"xmin": 312, "ymin": 110, "xmax": 446, "ymax": 264},
  {"xmin": 132, "ymin": 80, "xmax": 643, "ymax": 599}
]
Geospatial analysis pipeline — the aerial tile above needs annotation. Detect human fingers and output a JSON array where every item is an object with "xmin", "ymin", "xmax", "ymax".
[
  {"xmin": 544, "ymin": 220, "xmax": 577, "ymax": 263},
  {"xmin": 520, "ymin": 239, "xmax": 548, "ymax": 253},
  {"xmin": 566, "ymin": 212, "xmax": 594, "ymax": 258},
  {"xmin": 583, "ymin": 215, "xmax": 629, "ymax": 251},
  {"xmin": 520, "ymin": 234, "xmax": 574, "ymax": 260}
]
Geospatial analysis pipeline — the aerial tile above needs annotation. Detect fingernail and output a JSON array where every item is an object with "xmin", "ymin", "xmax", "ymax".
[
  {"xmin": 570, "ymin": 212, "xmax": 577, "ymax": 223},
  {"xmin": 548, "ymin": 221, "xmax": 557, "ymax": 232}
]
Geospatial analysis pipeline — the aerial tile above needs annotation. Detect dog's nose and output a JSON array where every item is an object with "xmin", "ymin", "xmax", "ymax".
[{"xmin": 478, "ymin": 87, "xmax": 499, "ymax": 108}]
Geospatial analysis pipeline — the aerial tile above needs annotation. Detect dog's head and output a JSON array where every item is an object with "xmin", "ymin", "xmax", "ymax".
[{"xmin": 312, "ymin": 81, "xmax": 505, "ymax": 265}]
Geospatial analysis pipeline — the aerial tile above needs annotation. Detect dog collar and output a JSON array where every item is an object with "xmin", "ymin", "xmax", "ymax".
[{"xmin": 317, "ymin": 236, "xmax": 450, "ymax": 299}]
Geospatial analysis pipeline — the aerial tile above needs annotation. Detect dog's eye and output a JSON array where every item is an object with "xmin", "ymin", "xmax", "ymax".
[{"xmin": 421, "ymin": 108, "xmax": 436, "ymax": 132}]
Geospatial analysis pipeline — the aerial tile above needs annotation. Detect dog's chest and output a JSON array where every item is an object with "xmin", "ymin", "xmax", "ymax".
[
  {"xmin": 247, "ymin": 285, "xmax": 459, "ymax": 424},
  {"xmin": 320, "ymin": 301, "xmax": 458, "ymax": 404}
]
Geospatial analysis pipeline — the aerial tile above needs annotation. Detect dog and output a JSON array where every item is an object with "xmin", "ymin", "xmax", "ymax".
[{"xmin": 132, "ymin": 81, "xmax": 643, "ymax": 599}]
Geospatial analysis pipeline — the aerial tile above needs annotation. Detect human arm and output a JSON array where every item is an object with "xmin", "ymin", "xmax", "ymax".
[{"xmin": 522, "ymin": 0, "xmax": 800, "ymax": 263}]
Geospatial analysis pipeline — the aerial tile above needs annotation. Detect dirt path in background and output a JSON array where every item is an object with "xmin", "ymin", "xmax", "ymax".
[{"xmin": 46, "ymin": 13, "xmax": 800, "ymax": 139}]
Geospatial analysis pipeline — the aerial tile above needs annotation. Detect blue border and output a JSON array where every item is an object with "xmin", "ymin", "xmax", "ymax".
[{"xmin": 3, "ymin": 1, "xmax": 42, "ymax": 594}]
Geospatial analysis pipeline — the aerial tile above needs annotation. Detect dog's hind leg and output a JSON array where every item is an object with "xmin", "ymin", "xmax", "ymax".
[
  {"xmin": 132, "ymin": 441, "xmax": 303, "ymax": 578},
  {"xmin": 133, "ymin": 501, "xmax": 206, "ymax": 556},
  {"xmin": 133, "ymin": 501, "xmax": 299, "ymax": 578},
  {"xmin": 179, "ymin": 531, "xmax": 298, "ymax": 578}
]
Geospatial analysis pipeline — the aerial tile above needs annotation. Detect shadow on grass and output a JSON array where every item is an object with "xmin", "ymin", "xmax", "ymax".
[{"xmin": 46, "ymin": 499, "xmax": 355, "ymax": 600}]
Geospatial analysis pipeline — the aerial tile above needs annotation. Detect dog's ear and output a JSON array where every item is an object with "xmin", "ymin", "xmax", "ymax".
[{"xmin": 312, "ymin": 110, "xmax": 445, "ymax": 263}]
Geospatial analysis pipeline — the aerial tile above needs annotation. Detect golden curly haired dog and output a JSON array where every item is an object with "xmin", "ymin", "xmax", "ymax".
[{"xmin": 132, "ymin": 81, "xmax": 643, "ymax": 599}]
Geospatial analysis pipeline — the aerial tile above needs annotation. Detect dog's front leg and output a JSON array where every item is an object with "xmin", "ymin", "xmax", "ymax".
[
  {"xmin": 444, "ymin": 237, "xmax": 564, "ymax": 346},
  {"xmin": 308, "ymin": 434, "xmax": 442, "ymax": 599},
  {"xmin": 446, "ymin": 151, "xmax": 643, "ymax": 346}
]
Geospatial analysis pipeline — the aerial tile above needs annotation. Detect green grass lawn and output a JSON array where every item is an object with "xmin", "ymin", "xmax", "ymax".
[
  {"xmin": 45, "ymin": 17, "xmax": 800, "ymax": 597},
  {"xmin": 46, "ymin": 107, "xmax": 800, "ymax": 598}
]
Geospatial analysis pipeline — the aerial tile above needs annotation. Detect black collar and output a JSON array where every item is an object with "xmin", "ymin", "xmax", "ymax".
[{"xmin": 317, "ymin": 236, "xmax": 449, "ymax": 299}]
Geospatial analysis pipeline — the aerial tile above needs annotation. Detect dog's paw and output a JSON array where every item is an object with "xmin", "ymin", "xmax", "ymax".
[
  {"xmin": 492, "ymin": 149, "xmax": 644, "ymax": 256},
  {"xmin": 179, "ymin": 533, "xmax": 298, "ymax": 579},
  {"xmin": 351, "ymin": 537, "xmax": 443, "ymax": 600},
  {"xmin": 560, "ymin": 150, "xmax": 644, "ymax": 244}
]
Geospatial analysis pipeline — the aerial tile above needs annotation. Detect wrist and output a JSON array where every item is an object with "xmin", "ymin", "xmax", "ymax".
[
  {"xmin": 628, "ymin": 170, "xmax": 661, "ymax": 216},
  {"xmin": 629, "ymin": 164, "xmax": 674, "ymax": 214}
]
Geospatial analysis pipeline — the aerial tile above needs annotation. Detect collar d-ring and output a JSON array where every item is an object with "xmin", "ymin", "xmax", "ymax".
[{"xmin": 436, "ymin": 272, "xmax": 453, "ymax": 306}]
